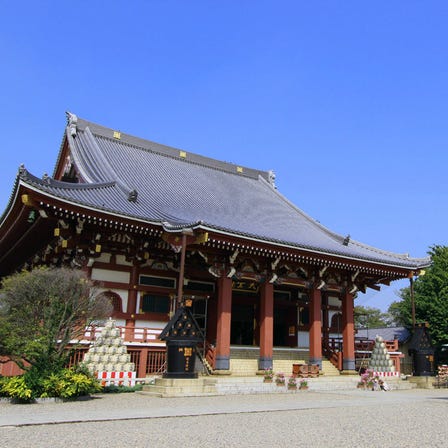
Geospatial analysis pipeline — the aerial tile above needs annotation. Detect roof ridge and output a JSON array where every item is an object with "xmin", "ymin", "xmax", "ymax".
[
  {"xmin": 73, "ymin": 114, "xmax": 273, "ymax": 183},
  {"xmin": 97, "ymin": 132, "xmax": 274, "ymax": 182}
]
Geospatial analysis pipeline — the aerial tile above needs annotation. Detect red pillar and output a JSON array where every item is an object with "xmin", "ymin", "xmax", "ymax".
[
  {"xmin": 127, "ymin": 263, "xmax": 139, "ymax": 314},
  {"xmin": 138, "ymin": 348, "xmax": 149, "ymax": 378},
  {"xmin": 259, "ymin": 282, "xmax": 274, "ymax": 370},
  {"xmin": 342, "ymin": 292, "xmax": 356, "ymax": 372},
  {"xmin": 309, "ymin": 287, "xmax": 322, "ymax": 368},
  {"xmin": 125, "ymin": 263, "xmax": 139, "ymax": 341},
  {"xmin": 215, "ymin": 276, "xmax": 232, "ymax": 370}
]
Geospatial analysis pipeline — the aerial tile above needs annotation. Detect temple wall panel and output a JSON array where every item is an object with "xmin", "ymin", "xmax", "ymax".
[
  {"xmin": 135, "ymin": 320, "xmax": 166, "ymax": 329},
  {"xmin": 297, "ymin": 331, "xmax": 309, "ymax": 348},
  {"xmin": 91, "ymin": 268, "xmax": 130, "ymax": 284},
  {"xmin": 115, "ymin": 255, "xmax": 133, "ymax": 266},
  {"xmin": 328, "ymin": 296, "xmax": 341, "ymax": 306},
  {"xmin": 97, "ymin": 253, "xmax": 111, "ymax": 263},
  {"xmin": 112, "ymin": 318, "xmax": 126, "ymax": 327}
]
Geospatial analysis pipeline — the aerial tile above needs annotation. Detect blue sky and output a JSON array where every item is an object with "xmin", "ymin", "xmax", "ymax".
[{"xmin": 1, "ymin": 1, "xmax": 447, "ymax": 312}]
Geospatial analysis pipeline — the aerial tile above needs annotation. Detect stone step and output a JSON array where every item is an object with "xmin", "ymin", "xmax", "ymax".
[
  {"xmin": 139, "ymin": 374, "xmax": 416, "ymax": 397},
  {"xmin": 141, "ymin": 377, "xmax": 218, "ymax": 397},
  {"xmin": 272, "ymin": 359, "xmax": 307, "ymax": 373},
  {"xmin": 230, "ymin": 347, "xmax": 310, "ymax": 361},
  {"xmin": 213, "ymin": 375, "xmax": 416, "ymax": 394},
  {"xmin": 229, "ymin": 358, "xmax": 259, "ymax": 376},
  {"xmin": 321, "ymin": 360, "xmax": 341, "ymax": 376},
  {"xmin": 228, "ymin": 357, "xmax": 339, "ymax": 377}
]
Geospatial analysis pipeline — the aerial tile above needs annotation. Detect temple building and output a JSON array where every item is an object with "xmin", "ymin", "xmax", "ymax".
[{"xmin": 0, "ymin": 112, "xmax": 430, "ymax": 376}]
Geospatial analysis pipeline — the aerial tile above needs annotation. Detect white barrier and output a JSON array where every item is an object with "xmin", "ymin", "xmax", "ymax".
[
  {"xmin": 371, "ymin": 371, "xmax": 399, "ymax": 377},
  {"xmin": 96, "ymin": 371, "xmax": 136, "ymax": 387}
]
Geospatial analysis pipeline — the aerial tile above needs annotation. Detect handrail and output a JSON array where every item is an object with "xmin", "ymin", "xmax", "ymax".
[
  {"xmin": 355, "ymin": 339, "xmax": 398, "ymax": 352},
  {"xmin": 322, "ymin": 337, "xmax": 342, "ymax": 371},
  {"xmin": 81, "ymin": 325, "xmax": 164, "ymax": 344},
  {"xmin": 204, "ymin": 341, "xmax": 216, "ymax": 370}
]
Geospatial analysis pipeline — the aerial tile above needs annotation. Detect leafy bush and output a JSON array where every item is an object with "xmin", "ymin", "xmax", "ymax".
[
  {"xmin": 0, "ymin": 377, "xmax": 6, "ymax": 397},
  {"xmin": 0, "ymin": 367, "xmax": 101, "ymax": 401},
  {"xmin": 102, "ymin": 383, "xmax": 143, "ymax": 393},
  {"xmin": 56, "ymin": 369, "xmax": 102, "ymax": 398},
  {"xmin": 40, "ymin": 373, "xmax": 62, "ymax": 398},
  {"xmin": 0, "ymin": 376, "xmax": 34, "ymax": 402}
]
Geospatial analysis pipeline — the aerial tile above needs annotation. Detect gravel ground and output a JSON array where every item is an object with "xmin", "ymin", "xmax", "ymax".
[{"xmin": 1, "ymin": 389, "xmax": 447, "ymax": 448}]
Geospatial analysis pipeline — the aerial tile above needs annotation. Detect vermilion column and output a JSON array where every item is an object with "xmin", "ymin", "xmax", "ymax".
[
  {"xmin": 127, "ymin": 263, "xmax": 139, "ymax": 314},
  {"xmin": 309, "ymin": 287, "xmax": 322, "ymax": 368},
  {"xmin": 215, "ymin": 276, "xmax": 232, "ymax": 370},
  {"xmin": 259, "ymin": 282, "xmax": 274, "ymax": 370},
  {"xmin": 342, "ymin": 292, "xmax": 356, "ymax": 372},
  {"xmin": 125, "ymin": 263, "xmax": 139, "ymax": 341}
]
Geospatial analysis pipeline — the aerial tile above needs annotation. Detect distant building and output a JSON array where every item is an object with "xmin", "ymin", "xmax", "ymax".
[
  {"xmin": 356, "ymin": 326, "xmax": 411, "ymax": 344},
  {"xmin": 0, "ymin": 113, "xmax": 430, "ymax": 376}
]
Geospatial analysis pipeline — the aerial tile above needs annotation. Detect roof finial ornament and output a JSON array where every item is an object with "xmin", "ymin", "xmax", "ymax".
[
  {"xmin": 42, "ymin": 173, "xmax": 50, "ymax": 184},
  {"xmin": 268, "ymin": 170, "xmax": 276, "ymax": 188},
  {"xmin": 18, "ymin": 164, "xmax": 28, "ymax": 179},
  {"xmin": 66, "ymin": 111, "xmax": 78, "ymax": 137},
  {"xmin": 343, "ymin": 234, "xmax": 350, "ymax": 246},
  {"xmin": 128, "ymin": 189, "xmax": 138, "ymax": 202}
]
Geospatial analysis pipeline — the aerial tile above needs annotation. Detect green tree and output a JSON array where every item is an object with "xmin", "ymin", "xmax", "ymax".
[
  {"xmin": 0, "ymin": 267, "xmax": 112, "ymax": 374},
  {"xmin": 354, "ymin": 305, "xmax": 393, "ymax": 329},
  {"xmin": 387, "ymin": 245, "xmax": 448, "ymax": 345}
]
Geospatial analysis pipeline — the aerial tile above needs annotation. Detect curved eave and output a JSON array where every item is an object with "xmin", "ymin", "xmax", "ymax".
[
  {"xmin": 16, "ymin": 181, "xmax": 166, "ymax": 229},
  {"xmin": 15, "ymin": 178, "xmax": 430, "ymax": 273},
  {"xmin": 154, "ymin": 220, "xmax": 430, "ymax": 272},
  {"xmin": 190, "ymin": 222, "xmax": 430, "ymax": 271},
  {"xmin": 0, "ymin": 170, "xmax": 23, "ymax": 229}
]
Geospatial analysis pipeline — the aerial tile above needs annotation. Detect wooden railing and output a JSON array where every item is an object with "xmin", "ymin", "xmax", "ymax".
[
  {"xmin": 80, "ymin": 325, "xmax": 164, "ymax": 345},
  {"xmin": 204, "ymin": 341, "xmax": 216, "ymax": 370},
  {"xmin": 323, "ymin": 337, "xmax": 343, "ymax": 371},
  {"xmin": 67, "ymin": 346, "xmax": 166, "ymax": 378},
  {"xmin": 355, "ymin": 338, "xmax": 399, "ymax": 352},
  {"xmin": 324, "ymin": 337, "xmax": 343, "ymax": 353}
]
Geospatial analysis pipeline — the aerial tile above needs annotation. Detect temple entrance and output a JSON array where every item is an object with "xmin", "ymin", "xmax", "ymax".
[
  {"xmin": 274, "ymin": 307, "xmax": 288, "ymax": 346},
  {"xmin": 231, "ymin": 303, "xmax": 255, "ymax": 345},
  {"xmin": 273, "ymin": 303, "xmax": 298, "ymax": 348}
]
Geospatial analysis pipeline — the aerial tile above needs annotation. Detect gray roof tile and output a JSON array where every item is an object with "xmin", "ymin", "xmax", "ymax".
[
  {"xmin": 16, "ymin": 114, "xmax": 430, "ymax": 269},
  {"xmin": 356, "ymin": 327, "xmax": 411, "ymax": 343}
]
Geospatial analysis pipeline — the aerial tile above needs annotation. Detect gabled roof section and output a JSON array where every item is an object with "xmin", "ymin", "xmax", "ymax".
[
  {"xmin": 58, "ymin": 112, "xmax": 273, "ymax": 184},
  {"xmin": 12, "ymin": 112, "xmax": 430, "ymax": 270}
]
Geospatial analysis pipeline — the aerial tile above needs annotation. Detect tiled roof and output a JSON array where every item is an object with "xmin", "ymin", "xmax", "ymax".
[
  {"xmin": 14, "ymin": 113, "xmax": 430, "ymax": 269},
  {"xmin": 356, "ymin": 327, "xmax": 411, "ymax": 343}
]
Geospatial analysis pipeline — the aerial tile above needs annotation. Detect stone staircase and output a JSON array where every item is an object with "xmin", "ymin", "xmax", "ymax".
[
  {"xmin": 140, "ymin": 374, "xmax": 416, "ymax": 397},
  {"xmin": 138, "ymin": 346, "xmax": 417, "ymax": 397},
  {"xmin": 321, "ymin": 359, "xmax": 341, "ymax": 376},
  {"xmin": 228, "ymin": 347, "xmax": 339, "ymax": 377},
  {"xmin": 229, "ymin": 347, "xmax": 308, "ymax": 376},
  {"xmin": 140, "ymin": 377, "xmax": 217, "ymax": 397}
]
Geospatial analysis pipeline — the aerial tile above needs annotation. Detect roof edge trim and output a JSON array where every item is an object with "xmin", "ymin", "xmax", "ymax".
[{"xmin": 192, "ymin": 224, "xmax": 431, "ymax": 271}]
